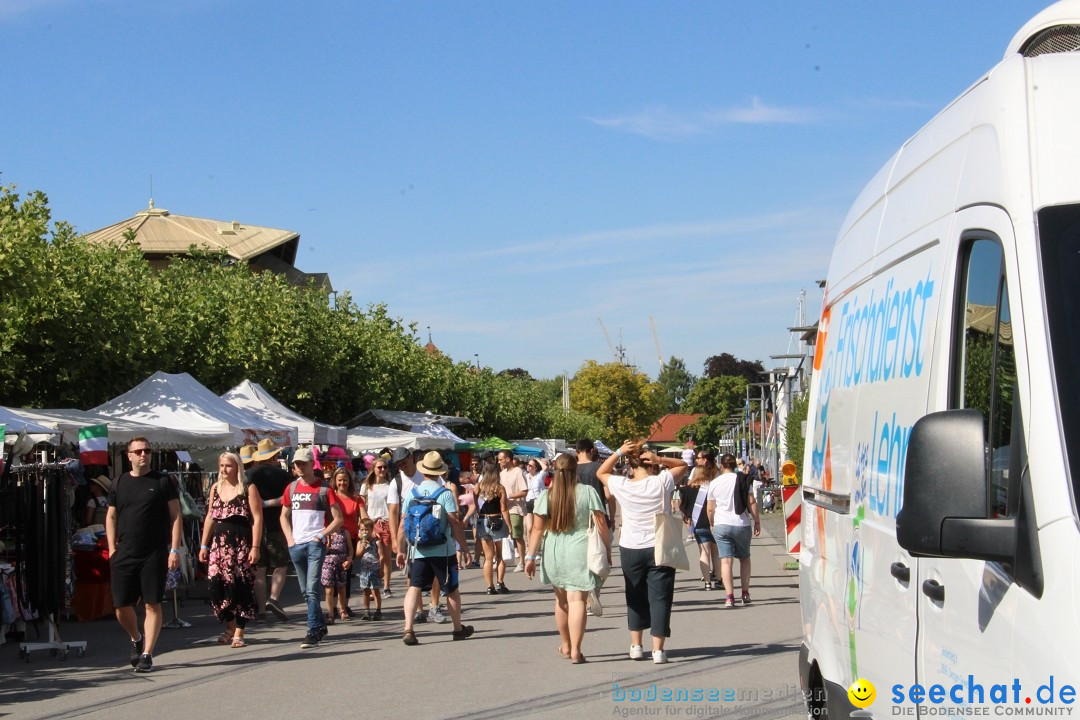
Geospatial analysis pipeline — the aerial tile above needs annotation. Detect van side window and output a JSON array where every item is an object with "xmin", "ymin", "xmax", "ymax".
[{"xmin": 951, "ymin": 238, "xmax": 1016, "ymax": 517}]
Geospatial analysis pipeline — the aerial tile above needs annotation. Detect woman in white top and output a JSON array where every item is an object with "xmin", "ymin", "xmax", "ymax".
[
  {"xmin": 361, "ymin": 458, "xmax": 394, "ymax": 596},
  {"xmin": 706, "ymin": 453, "xmax": 761, "ymax": 608},
  {"xmin": 523, "ymin": 457, "xmax": 548, "ymax": 541},
  {"xmin": 597, "ymin": 440, "xmax": 687, "ymax": 665}
]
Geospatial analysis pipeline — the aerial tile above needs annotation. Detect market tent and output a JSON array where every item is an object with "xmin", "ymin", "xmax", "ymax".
[
  {"xmin": 411, "ymin": 423, "xmax": 467, "ymax": 445},
  {"xmin": 0, "ymin": 406, "xmax": 61, "ymax": 441},
  {"xmin": 345, "ymin": 408, "xmax": 474, "ymax": 429},
  {"xmin": 92, "ymin": 371, "xmax": 297, "ymax": 448},
  {"xmin": 222, "ymin": 380, "xmax": 346, "ymax": 446},
  {"xmin": 460, "ymin": 437, "xmax": 543, "ymax": 457},
  {"xmin": 346, "ymin": 426, "xmax": 452, "ymax": 454},
  {"xmin": 11, "ymin": 408, "xmax": 213, "ymax": 449}
]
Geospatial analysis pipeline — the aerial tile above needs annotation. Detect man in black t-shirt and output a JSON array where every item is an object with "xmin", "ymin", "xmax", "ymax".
[
  {"xmin": 106, "ymin": 437, "xmax": 182, "ymax": 674},
  {"xmin": 247, "ymin": 439, "xmax": 292, "ymax": 621},
  {"xmin": 575, "ymin": 439, "xmax": 614, "ymax": 522}
]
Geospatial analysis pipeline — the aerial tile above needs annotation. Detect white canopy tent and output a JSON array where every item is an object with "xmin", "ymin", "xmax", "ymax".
[
  {"xmin": 411, "ymin": 423, "xmax": 468, "ymax": 445},
  {"xmin": 346, "ymin": 426, "xmax": 453, "ymax": 454},
  {"xmin": 92, "ymin": 371, "xmax": 297, "ymax": 448},
  {"xmin": 11, "ymin": 407, "xmax": 214, "ymax": 449},
  {"xmin": 0, "ymin": 406, "xmax": 60, "ymax": 443},
  {"xmin": 222, "ymin": 380, "xmax": 346, "ymax": 446}
]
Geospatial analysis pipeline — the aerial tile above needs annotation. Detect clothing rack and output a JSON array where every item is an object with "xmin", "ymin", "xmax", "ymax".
[{"xmin": 3, "ymin": 462, "xmax": 88, "ymax": 661}]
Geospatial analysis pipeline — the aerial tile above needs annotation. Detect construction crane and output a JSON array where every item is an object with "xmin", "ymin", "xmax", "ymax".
[
  {"xmin": 597, "ymin": 318, "xmax": 620, "ymax": 363},
  {"xmin": 649, "ymin": 315, "xmax": 664, "ymax": 372}
]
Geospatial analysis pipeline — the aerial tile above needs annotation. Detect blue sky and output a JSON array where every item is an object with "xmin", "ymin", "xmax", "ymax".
[{"xmin": 2, "ymin": 0, "xmax": 1050, "ymax": 382}]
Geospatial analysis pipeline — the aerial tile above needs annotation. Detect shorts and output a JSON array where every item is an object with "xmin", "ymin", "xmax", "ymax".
[
  {"xmin": 261, "ymin": 527, "xmax": 290, "ymax": 568},
  {"xmin": 525, "ymin": 499, "xmax": 536, "ymax": 515},
  {"xmin": 373, "ymin": 518, "xmax": 392, "ymax": 548},
  {"xmin": 509, "ymin": 513, "xmax": 524, "ymax": 539},
  {"xmin": 110, "ymin": 547, "xmax": 168, "ymax": 607},
  {"xmin": 693, "ymin": 527, "xmax": 716, "ymax": 546},
  {"xmin": 713, "ymin": 524, "xmax": 752, "ymax": 559},
  {"xmin": 408, "ymin": 555, "xmax": 459, "ymax": 594},
  {"xmin": 475, "ymin": 516, "xmax": 509, "ymax": 541}
]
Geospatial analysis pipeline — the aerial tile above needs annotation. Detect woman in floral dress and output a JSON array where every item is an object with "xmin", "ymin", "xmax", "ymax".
[{"xmin": 198, "ymin": 451, "xmax": 264, "ymax": 647}]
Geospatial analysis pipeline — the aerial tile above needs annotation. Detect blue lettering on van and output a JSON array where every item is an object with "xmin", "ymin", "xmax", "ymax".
[
  {"xmin": 851, "ymin": 411, "xmax": 913, "ymax": 519},
  {"xmin": 832, "ymin": 270, "xmax": 934, "ymax": 391}
]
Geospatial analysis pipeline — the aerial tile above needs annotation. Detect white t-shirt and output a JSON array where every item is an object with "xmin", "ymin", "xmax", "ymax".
[
  {"xmin": 362, "ymin": 482, "xmax": 390, "ymax": 520},
  {"xmin": 607, "ymin": 470, "xmax": 675, "ymax": 550},
  {"xmin": 525, "ymin": 471, "xmax": 547, "ymax": 502},
  {"xmin": 386, "ymin": 469, "xmax": 428, "ymax": 506},
  {"xmin": 707, "ymin": 472, "xmax": 751, "ymax": 527}
]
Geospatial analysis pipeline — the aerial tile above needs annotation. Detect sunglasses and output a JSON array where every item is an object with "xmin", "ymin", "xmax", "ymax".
[{"xmin": 129, "ymin": 448, "xmax": 151, "ymax": 455}]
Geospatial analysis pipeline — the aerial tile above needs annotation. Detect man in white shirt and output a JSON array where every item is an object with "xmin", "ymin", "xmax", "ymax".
[
  {"xmin": 387, "ymin": 447, "xmax": 448, "ymax": 623},
  {"xmin": 497, "ymin": 450, "xmax": 528, "ymax": 571}
]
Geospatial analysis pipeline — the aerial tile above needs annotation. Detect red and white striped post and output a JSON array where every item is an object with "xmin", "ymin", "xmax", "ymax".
[{"xmin": 780, "ymin": 460, "xmax": 801, "ymax": 557}]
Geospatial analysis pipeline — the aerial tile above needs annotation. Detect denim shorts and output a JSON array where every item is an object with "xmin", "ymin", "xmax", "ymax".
[
  {"xmin": 713, "ymin": 524, "xmax": 752, "ymax": 559},
  {"xmin": 692, "ymin": 527, "xmax": 716, "ymax": 546},
  {"xmin": 476, "ymin": 516, "xmax": 509, "ymax": 541}
]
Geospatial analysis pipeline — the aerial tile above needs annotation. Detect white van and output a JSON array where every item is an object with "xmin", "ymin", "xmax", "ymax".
[{"xmin": 799, "ymin": 2, "xmax": 1080, "ymax": 716}]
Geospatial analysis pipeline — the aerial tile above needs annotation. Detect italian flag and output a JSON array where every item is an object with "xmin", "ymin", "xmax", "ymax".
[{"xmin": 79, "ymin": 425, "xmax": 109, "ymax": 466}]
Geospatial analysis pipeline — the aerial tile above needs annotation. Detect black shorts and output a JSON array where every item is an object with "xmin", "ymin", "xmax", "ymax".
[
  {"xmin": 110, "ymin": 547, "xmax": 168, "ymax": 607},
  {"xmin": 408, "ymin": 555, "xmax": 459, "ymax": 594},
  {"xmin": 525, "ymin": 499, "xmax": 535, "ymax": 514},
  {"xmin": 261, "ymin": 527, "xmax": 290, "ymax": 568}
]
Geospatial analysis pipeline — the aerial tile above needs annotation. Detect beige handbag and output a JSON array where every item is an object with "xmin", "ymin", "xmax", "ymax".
[{"xmin": 654, "ymin": 485, "xmax": 690, "ymax": 570}]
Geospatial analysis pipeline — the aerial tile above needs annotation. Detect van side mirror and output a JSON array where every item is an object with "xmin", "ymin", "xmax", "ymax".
[{"xmin": 896, "ymin": 409, "xmax": 1015, "ymax": 562}]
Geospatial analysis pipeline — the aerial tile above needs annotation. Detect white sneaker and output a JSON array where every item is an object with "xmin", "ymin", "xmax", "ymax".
[
  {"xmin": 513, "ymin": 563, "xmax": 525, "ymax": 572},
  {"xmin": 429, "ymin": 605, "xmax": 449, "ymax": 624},
  {"xmin": 653, "ymin": 650, "xmax": 669, "ymax": 664},
  {"xmin": 629, "ymin": 644, "xmax": 644, "ymax": 660},
  {"xmin": 587, "ymin": 589, "xmax": 603, "ymax": 617}
]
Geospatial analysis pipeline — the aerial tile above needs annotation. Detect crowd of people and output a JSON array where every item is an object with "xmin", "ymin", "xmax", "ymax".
[{"xmin": 103, "ymin": 436, "xmax": 763, "ymax": 672}]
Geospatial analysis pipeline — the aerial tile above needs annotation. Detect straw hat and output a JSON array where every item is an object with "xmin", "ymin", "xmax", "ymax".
[
  {"xmin": 417, "ymin": 451, "xmax": 448, "ymax": 477},
  {"xmin": 90, "ymin": 475, "xmax": 111, "ymax": 492},
  {"xmin": 239, "ymin": 444, "xmax": 257, "ymax": 465},
  {"xmin": 252, "ymin": 438, "xmax": 282, "ymax": 462}
]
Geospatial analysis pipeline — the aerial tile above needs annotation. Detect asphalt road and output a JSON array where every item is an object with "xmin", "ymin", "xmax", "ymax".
[{"xmin": 1, "ymin": 509, "xmax": 802, "ymax": 720}]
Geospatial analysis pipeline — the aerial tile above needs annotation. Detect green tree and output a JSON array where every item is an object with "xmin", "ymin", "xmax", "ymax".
[
  {"xmin": 656, "ymin": 357, "xmax": 696, "ymax": 413},
  {"xmin": 683, "ymin": 375, "xmax": 746, "ymax": 417},
  {"xmin": 569, "ymin": 360, "xmax": 662, "ymax": 445},
  {"xmin": 703, "ymin": 352, "xmax": 765, "ymax": 384},
  {"xmin": 785, "ymin": 391, "xmax": 810, "ymax": 470}
]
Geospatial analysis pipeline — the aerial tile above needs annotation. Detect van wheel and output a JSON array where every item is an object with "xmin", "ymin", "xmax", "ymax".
[{"xmin": 806, "ymin": 665, "xmax": 826, "ymax": 719}]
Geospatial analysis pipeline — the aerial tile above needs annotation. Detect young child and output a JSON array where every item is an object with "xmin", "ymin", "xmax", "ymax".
[
  {"xmin": 321, "ymin": 524, "xmax": 354, "ymax": 624},
  {"xmin": 354, "ymin": 518, "xmax": 384, "ymax": 620}
]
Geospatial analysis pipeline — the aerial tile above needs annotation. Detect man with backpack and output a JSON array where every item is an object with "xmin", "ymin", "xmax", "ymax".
[
  {"xmin": 396, "ymin": 451, "xmax": 474, "ymax": 646},
  {"xmin": 281, "ymin": 447, "xmax": 344, "ymax": 649}
]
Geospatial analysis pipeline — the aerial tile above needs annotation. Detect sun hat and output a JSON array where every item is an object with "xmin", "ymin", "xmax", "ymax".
[
  {"xmin": 293, "ymin": 447, "xmax": 314, "ymax": 465},
  {"xmin": 252, "ymin": 438, "xmax": 283, "ymax": 462},
  {"xmin": 239, "ymin": 444, "xmax": 257, "ymax": 464},
  {"xmin": 417, "ymin": 450, "xmax": 448, "ymax": 477},
  {"xmin": 90, "ymin": 475, "xmax": 111, "ymax": 492}
]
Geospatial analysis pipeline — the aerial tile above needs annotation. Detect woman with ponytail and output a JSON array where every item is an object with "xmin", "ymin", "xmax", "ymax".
[{"xmin": 523, "ymin": 453, "xmax": 608, "ymax": 664}]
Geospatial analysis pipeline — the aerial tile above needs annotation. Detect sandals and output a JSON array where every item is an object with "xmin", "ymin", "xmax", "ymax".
[
  {"xmin": 339, "ymin": 608, "xmax": 354, "ymax": 621},
  {"xmin": 402, "ymin": 630, "xmax": 419, "ymax": 646},
  {"xmin": 231, "ymin": 636, "xmax": 246, "ymax": 648},
  {"xmin": 571, "ymin": 654, "xmax": 587, "ymax": 664},
  {"xmin": 558, "ymin": 646, "xmax": 571, "ymax": 659},
  {"xmin": 216, "ymin": 632, "xmax": 231, "ymax": 645}
]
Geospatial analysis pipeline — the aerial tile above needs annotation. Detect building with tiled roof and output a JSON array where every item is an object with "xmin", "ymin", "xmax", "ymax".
[
  {"xmin": 82, "ymin": 201, "xmax": 331, "ymax": 290},
  {"xmin": 646, "ymin": 413, "xmax": 704, "ymax": 444}
]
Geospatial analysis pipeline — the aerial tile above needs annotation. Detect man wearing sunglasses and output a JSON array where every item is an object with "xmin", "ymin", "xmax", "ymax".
[{"xmin": 106, "ymin": 437, "xmax": 182, "ymax": 673}]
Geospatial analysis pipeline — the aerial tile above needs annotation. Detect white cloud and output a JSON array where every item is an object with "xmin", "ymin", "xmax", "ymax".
[{"xmin": 588, "ymin": 97, "xmax": 819, "ymax": 140}]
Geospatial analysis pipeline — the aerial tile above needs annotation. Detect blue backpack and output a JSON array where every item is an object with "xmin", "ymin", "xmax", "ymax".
[{"xmin": 403, "ymin": 487, "xmax": 449, "ymax": 548}]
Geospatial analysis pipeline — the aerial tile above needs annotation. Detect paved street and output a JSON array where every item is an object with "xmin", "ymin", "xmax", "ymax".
[{"xmin": 2, "ymin": 512, "xmax": 802, "ymax": 720}]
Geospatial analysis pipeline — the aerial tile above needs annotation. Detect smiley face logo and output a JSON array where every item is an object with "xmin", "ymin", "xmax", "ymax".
[{"xmin": 847, "ymin": 678, "xmax": 876, "ymax": 708}]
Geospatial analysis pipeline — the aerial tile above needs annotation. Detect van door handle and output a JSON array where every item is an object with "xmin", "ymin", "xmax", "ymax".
[
  {"xmin": 890, "ymin": 562, "xmax": 910, "ymax": 583},
  {"xmin": 922, "ymin": 579, "xmax": 945, "ymax": 602}
]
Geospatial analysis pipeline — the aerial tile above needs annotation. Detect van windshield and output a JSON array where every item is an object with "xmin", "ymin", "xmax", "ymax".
[{"xmin": 1037, "ymin": 203, "xmax": 1080, "ymax": 514}]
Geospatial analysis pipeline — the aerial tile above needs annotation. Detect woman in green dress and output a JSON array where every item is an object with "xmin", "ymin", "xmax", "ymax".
[{"xmin": 523, "ymin": 453, "xmax": 609, "ymax": 664}]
